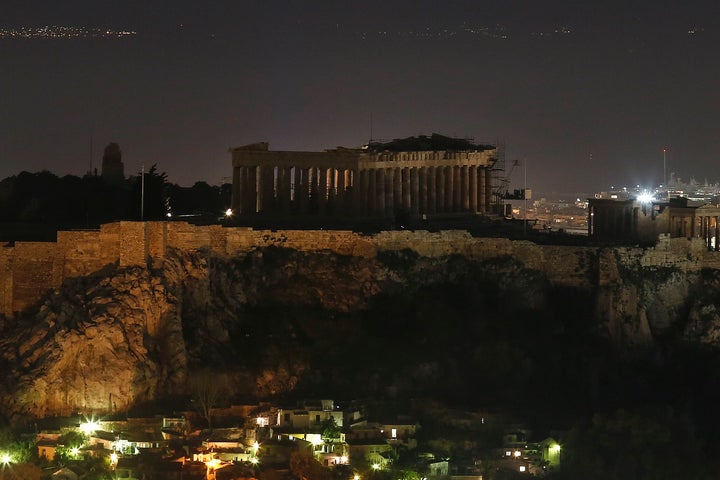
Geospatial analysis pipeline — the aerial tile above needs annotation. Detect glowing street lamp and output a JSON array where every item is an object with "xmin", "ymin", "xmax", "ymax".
[
  {"xmin": 80, "ymin": 420, "xmax": 100, "ymax": 435},
  {"xmin": 1, "ymin": 453, "xmax": 11, "ymax": 465}
]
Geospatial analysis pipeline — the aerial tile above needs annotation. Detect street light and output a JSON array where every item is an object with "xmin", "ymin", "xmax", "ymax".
[{"xmin": 80, "ymin": 420, "xmax": 99, "ymax": 435}]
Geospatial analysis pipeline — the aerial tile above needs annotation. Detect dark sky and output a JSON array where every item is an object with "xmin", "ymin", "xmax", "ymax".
[{"xmin": 2, "ymin": 1, "xmax": 719, "ymax": 194}]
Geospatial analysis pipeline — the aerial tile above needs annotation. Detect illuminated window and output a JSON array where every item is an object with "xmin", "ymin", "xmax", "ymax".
[
  {"xmin": 519, "ymin": 466, "xmax": 526, "ymax": 472},
  {"xmin": 391, "ymin": 428, "xmax": 397, "ymax": 438}
]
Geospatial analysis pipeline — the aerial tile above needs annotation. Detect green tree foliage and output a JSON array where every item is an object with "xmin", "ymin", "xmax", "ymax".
[
  {"xmin": 552, "ymin": 408, "xmax": 710, "ymax": 480},
  {"xmin": 55, "ymin": 430, "xmax": 86, "ymax": 463},
  {"xmin": 0, "ymin": 171, "xmax": 130, "ymax": 237},
  {"xmin": 0, "ymin": 428, "xmax": 32, "ymax": 464},
  {"xmin": 0, "ymin": 168, "xmax": 231, "ymax": 241},
  {"xmin": 321, "ymin": 417, "xmax": 341, "ymax": 443},
  {"xmin": 167, "ymin": 181, "xmax": 231, "ymax": 218},
  {"xmin": 129, "ymin": 164, "xmax": 169, "ymax": 220}
]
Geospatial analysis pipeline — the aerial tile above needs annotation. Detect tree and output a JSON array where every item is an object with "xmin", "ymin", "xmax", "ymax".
[
  {"xmin": 130, "ymin": 164, "xmax": 169, "ymax": 220},
  {"xmin": 188, "ymin": 369, "xmax": 229, "ymax": 428},
  {"xmin": 55, "ymin": 430, "xmax": 86, "ymax": 463},
  {"xmin": 321, "ymin": 417, "xmax": 341, "ymax": 444}
]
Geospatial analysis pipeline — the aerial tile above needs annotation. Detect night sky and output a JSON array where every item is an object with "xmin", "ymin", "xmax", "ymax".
[{"xmin": 2, "ymin": 1, "xmax": 720, "ymax": 195}]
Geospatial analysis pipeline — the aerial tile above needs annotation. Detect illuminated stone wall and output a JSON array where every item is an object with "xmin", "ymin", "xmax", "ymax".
[{"xmin": 1, "ymin": 221, "xmax": 718, "ymax": 317}]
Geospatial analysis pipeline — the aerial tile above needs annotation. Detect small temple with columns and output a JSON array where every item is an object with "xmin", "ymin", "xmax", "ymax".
[
  {"xmin": 588, "ymin": 195, "xmax": 720, "ymax": 248},
  {"xmin": 230, "ymin": 134, "xmax": 498, "ymax": 223}
]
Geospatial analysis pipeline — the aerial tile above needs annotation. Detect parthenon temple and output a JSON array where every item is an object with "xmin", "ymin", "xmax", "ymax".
[{"xmin": 230, "ymin": 134, "xmax": 498, "ymax": 220}]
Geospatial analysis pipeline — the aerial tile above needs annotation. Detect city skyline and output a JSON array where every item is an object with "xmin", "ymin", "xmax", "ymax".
[{"xmin": 2, "ymin": 0, "xmax": 720, "ymax": 194}]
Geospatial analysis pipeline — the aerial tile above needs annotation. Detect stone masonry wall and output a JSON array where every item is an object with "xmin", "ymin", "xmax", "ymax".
[{"xmin": 2, "ymin": 221, "xmax": 719, "ymax": 317}]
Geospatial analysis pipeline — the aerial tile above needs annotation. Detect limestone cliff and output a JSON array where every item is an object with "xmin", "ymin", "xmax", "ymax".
[{"xmin": 2, "ymin": 242, "xmax": 720, "ymax": 423}]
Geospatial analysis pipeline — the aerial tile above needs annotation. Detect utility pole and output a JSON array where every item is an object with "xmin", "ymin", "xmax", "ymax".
[
  {"xmin": 663, "ymin": 147, "xmax": 668, "ymax": 199},
  {"xmin": 523, "ymin": 159, "xmax": 527, "ymax": 236},
  {"xmin": 141, "ymin": 164, "xmax": 145, "ymax": 221}
]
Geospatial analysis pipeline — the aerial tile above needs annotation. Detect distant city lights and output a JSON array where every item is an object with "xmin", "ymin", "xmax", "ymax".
[{"xmin": 0, "ymin": 26, "xmax": 136, "ymax": 39}]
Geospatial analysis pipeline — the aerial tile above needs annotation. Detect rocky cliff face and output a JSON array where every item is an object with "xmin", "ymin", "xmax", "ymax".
[
  {"xmin": 595, "ymin": 250, "xmax": 720, "ymax": 348},
  {"xmin": 1, "ymin": 244, "xmax": 720, "ymax": 423},
  {"xmin": 0, "ymin": 247, "xmax": 395, "ymax": 421}
]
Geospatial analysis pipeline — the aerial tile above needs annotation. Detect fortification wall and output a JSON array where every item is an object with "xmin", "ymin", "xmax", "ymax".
[
  {"xmin": 2, "ymin": 221, "xmax": 719, "ymax": 317},
  {"xmin": 10, "ymin": 242, "xmax": 61, "ymax": 314}
]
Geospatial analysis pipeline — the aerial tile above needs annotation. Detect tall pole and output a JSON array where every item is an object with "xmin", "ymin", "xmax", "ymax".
[
  {"xmin": 141, "ymin": 164, "xmax": 145, "ymax": 221},
  {"xmin": 663, "ymin": 148, "xmax": 667, "ymax": 199},
  {"xmin": 89, "ymin": 127, "xmax": 93, "ymax": 176},
  {"xmin": 523, "ymin": 159, "xmax": 527, "ymax": 236}
]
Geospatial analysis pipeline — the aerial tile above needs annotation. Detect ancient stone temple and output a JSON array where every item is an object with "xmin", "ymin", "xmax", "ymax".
[
  {"xmin": 230, "ymin": 134, "xmax": 497, "ymax": 220},
  {"xmin": 588, "ymin": 195, "xmax": 720, "ymax": 248}
]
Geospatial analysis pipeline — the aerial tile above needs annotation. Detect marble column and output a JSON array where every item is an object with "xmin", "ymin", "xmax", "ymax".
[
  {"xmin": 385, "ymin": 168, "xmax": 395, "ymax": 217},
  {"xmin": 460, "ymin": 166, "xmax": 469, "ymax": 211},
  {"xmin": 296, "ymin": 167, "xmax": 307, "ymax": 214},
  {"xmin": 376, "ymin": 168, "xmax": 386, "ymax": 215},
  {"xmin": 232, "ymin": 167, "xmax": 245, "ymax": 215},
  {"xmin": 452, "ymin": 166, "xmax": 461, "ymax": 211},
  {"xmin": 419, "ymin": 167, "xmax": 428, "ymax": 215},
  {"xmin": 278, "ymin": 166, "xmax": 291, "ymax": 214},
  {"xmin": 411, "ymin": 167, "xmax": 420, "ymax": 217},
  {"xmin": 437, "ymin": 166, "xmax": 446, "ymax": 212},
  {"xmin": 484, "ymin": 167, "xmax": 493, "ymax": 213},
  {"xmin": 393, "ymin": 167, "xmax": 402, "ymax": 212},
  {"xmin": 358, "ymin": 169, "xmax": 368, "ymax": 216},
  {"xmin": 247, "ymin": 166, "xmax": 258, "ymax": 214},
  {"xmin": 402, "ymin": 167, "xmax": 411, "ymax": 210},
  {"xmin": 469, "ymin": 166, "xmax": 478, "ymax": 212},
  {"xmin": 367, "ymin": 169, "xmax": 376, "ymax": 215},
  {"xmin": 428, "ymin": 166, "xmax": 437, "ymax": 215},
  {"xmin": 444, "ymin": 166, "xmax": 453, "ymax": 212},
  {"xmin": 478, "ymin": 167, "xmax": 486, "ymax": 213}
]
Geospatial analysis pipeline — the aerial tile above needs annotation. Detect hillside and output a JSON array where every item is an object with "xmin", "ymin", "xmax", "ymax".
[{"xmin": 2, "ymin": 239, "xmax": 720, "ymax": 443}]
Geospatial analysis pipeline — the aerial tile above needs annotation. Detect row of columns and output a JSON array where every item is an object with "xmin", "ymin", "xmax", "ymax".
[
  {"xmin": 234, "ymin": 165, "xmax": 355, "ymax": 216},
  {"xmin": 695, "ymin": 215, "xmax": 720, "ymax": 251},
  {"xmin": 233, "ymin": 164, "xmax": 493, "ymax": 218},
  {"xmin": 357, "ymin": 165, "xmax": 492, "ymax": 217}
]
